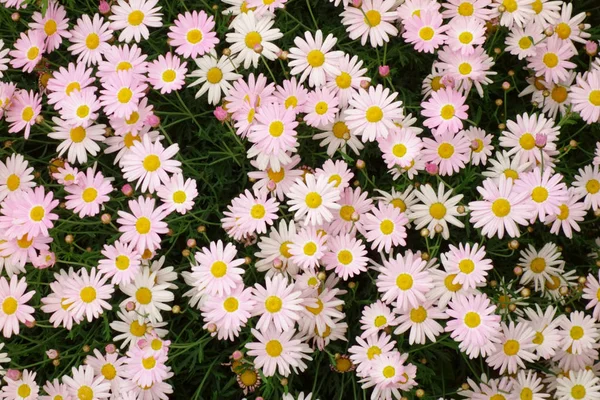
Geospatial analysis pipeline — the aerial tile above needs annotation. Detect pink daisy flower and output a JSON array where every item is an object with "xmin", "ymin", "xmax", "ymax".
[
  {"xmin": 192, "ymin": 240, "xmax": 245, "ymax": 297},
  {"xmin": 168, "ymin": 10, "xmax": 218, "ymax": 59},
  {"xmin": 248, "ymin": 155, "xmax": 304, "ymax": 201},
  {"xmin": 469, "ymin": 175, "xmax": 534, "ymax": 239},
  {"xmin": 325, "ymin": 54, "xmax": 369, "ymax": 109},
  {"xmin": 63, "ymin": 365, "xmax": 111, "ymax": 400},
  {"xmin": 109, "ymin": 0, "xmax": 163, "ymax": 43},
  {"xmin": 528, "ymin": 35, "xmax": 576, "ymax": 84},
  {"xmin": 436, "ymin": 45, "xmax": 497, "ymax": 97},
  {"xmin": 513, "ymin": 167, "xmax": 569, "ymax": 223},
  {"xmin": 499, "ymin": 112, "xmax": 559, "ymax": 166},
  {"xmin": 9, "ymin": 30, "xmax": 45, "ymax": 73},
  {"xmin": 445, "ymin": 293, "xmax": 501, "ymax": 359},
  {"xmin": 0, "ymin": 234, "xmax": 52, "ymax": 272},
  {"xmin": 445, "ymin": 16, "xmax": 486, "ymax": 55},
  {"xmin": 303, "ymin": 86, "xmax": 339, "ymax": 128},
  {"xmin": 275, "ymin": 77, "xmax": 309, "ymax": 112},
  {"xmin": 402, "ymin": 11, "xmax": 448, "ymax": 54},
  {"xmin": 378, "ymin": 128, "xmax": 423, "ymax": 169},
  {"xmin": 394, "ymin": 300, "xmax": 448, "ymax": 345},
  {"xmin": 29, "ymin": 0, "xmax": 71, "ymax": 52},
  {"xmin": 349, "ymin": 332, "xmax": 396, "ymax": 377},
  {"xmin": 547, "ymin": 188, "xmax": 587, "ymax": 238},
  {"xmin": 99, "ymin": 239, "xmax": 142, "ymax": 285},
  {"xmin": 359, "ymin": 300, "xmax": 400, "ymax": 339},
  {"xmin": 441, "ymin": 0, "xmax": 493, "ymax": 21},
  {"xmin": 67, "ymin": 13, "xmax": 113, "ymax": 66},
  {"xmin": 329, "ymin": 187, "xmax": 373, "ymax": 236},
  {"xmin": 486, "ymin": 321, "xmax": 537, "ymax": 374},
  {"xmin": 147, "ymin": 52, "xmax": 187, "ymax": 94},
  {"xmin": 288, "ymin": 226, "xmax": 327, "ymax": 272},
  {"xmin": 64, "ymin": 168, "xmax": 113, "ymax": 218},
  {"xmin": 109, "ymin": 98, "xmax": 153, "ymax": 137},
  {"xmin": 247, "ymin": 0, "xmax": 288, "ymax": 14},
  {"xmin": 344, "ymin": 84, "xmax": 404, "ymax": 142},
  {"xmin": 123, "ymin": 344, "xmax": 169, "ymax": 388},
  {"xmin": 46, "ymin": 62, "xmax": 95, "ymax": 108},
  {"xmin": 63, "ymin": 267, "xmax": 114, "ymax": 323},
  {"xmin": 314, "ymin": 159, "xmax": 354, "ymax": 192},
  {"xmin": 0, "ymin": 275, "xmax": 34, "ymax": 338},
  {"xmin": 572, "ymin": 164, "xmax": 600, "ymax": 211},
  {"xmin": 201, "ymin": 285, "xmax": 256, "ymax": 341},
  {"xmin": 225, "ymin": 73, "xmax": 276, "ymax": 115},
  {"xmin": 117, "ymin": 196, "xmax": 169, "ymax": 253},
  {"xmin": 441, "ymin": 243, "xmax": 492, "ymax": 290},
  {"xmin": 421, "ymin": 87, "xmax": 468, "ymax": 136},
  {"xmin": 376, "ymin": 251, "xmax": 433, "ymax": 311},
  {"xmin": 287, "ymin": 173, "xmax": 341, "ymax": 226},
  {"xmin": 120, "ymin": 135, "xmax": 181, "ymax": 194},
  {"xmin": 340, "ymin": 0, "xmax": 399, "ymax": 48},
  {"xmin": 321, "ymin": 234, "xmax": 369, "ymax": 280},
  {"xmin": 1, "ymin": 370, "xmax": 39, "ymax": 399},
  {"xmin": 421, "ymin": 131, "xmax": 471, "ymax": 176},
  {"xmin": 0, "ymin": 153, "xmax": 35, "ymax": 202},
  {"xmin": 288, "ymin": 29, "xmax": 344, "ymax": 88},
  {"xmin": 361, "ymin": 203, "xmax": 408, "ymax": 253},
  {"xmin": 463, "ymin": 126, "xmax": 493, "ymax": 166},
  {"xmin": 5, "ymin": 89, "xmax": 42, "ymax": 139},
  {"xmin": 57, "ymin": 87, "xmax": 100, "ymax": 127},
  {"xmin": 228, "ymin": 189, "xmax": 280, "ymax": 237},
  {"xmin": 0, "ymin": 186, "xmax": 58, "ymax": 240},
  {"xmin": 571, "ymin": 69, "xmax": 600, "ymax": 124},
  {"xmin": 99, "ymin": 70, "xmax": 148, "ymax": 119},
  {"xmin": 156, "ymin": 173, "xmax": 198, "ymax": 215},
  {"xmin": 96, "ymin": 43, "xmax": 148, "ymax": 83},
  {"xmin": 251, "ymin": 274, "xmax": 304, "ymax": 333}
]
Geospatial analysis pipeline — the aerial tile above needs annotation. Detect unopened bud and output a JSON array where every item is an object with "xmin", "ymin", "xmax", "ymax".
[
  {"xmin": 46, "ymin": 349, "xmax": 59, "ymax": 360},
  {"xmin": 378, "ymin": 65, "xmax": 390, "ymax": 78},
  {"xmin": 121, "ymin": 184, "xmax": 134, "ymax": 197},
  {"xmin": 101, "ymin": 213, "xmax": 111, "ymax": 224},
  {"xmin": 65, "ymin": 234, "xmax": 74, "ymax": 244},
  {"xmin": 187, "ymin": 238, "xmax": 197, "ymax": 248},
  {"xmin": 514, "ymin": 266, "xmax": 523, "ymax": 276},
  {"xmin": 105, "ymin": 344, "xmax": 117, "ymax": 354},
  {"xmin": 356, "ymin": 159, "xmax": 366, "ymax": 169},
  {"xmin": 126, "ymin": 301, "xmax": 136, "ymax": 311},
  {"xmin": 586, "ymin": 40, "xmax": 599, "ymax": 56}
]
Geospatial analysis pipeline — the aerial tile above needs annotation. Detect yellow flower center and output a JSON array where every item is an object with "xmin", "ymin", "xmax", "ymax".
[
  {"xmin": 265, "ymin": 296, "xmax": 282, "ymax": 313},
  {"xmin": 265, "ymin": 339, "xmax": 283, "ymax": 357},
  {"xmin": 533, "ymin": 331, "xmax": 544, "ymax": 344},
  {"xmin": 332, "ymin": 121, "xmax": 349, "ymax": 139},
  {"xmin": 543, "ymin": 52, "xmax": 559, "ymax": 68},
  {"xmin": 458, "ymin": 2, "xmax": 474, "ymax": 16},
  {"xmin": 518, "ymin": 36, "xmax": 532, "ymax": 50},
  {"xmin": 306, "ymin": 299, "xmax": 323, "ymax": 315},
  {"xmin": 143, "ymin": 154, "xmax": 161, "ymax": 172},
  {"xmin": 2, "ymin": 297, "xmax": 17, "ymax": 315},
  {"xmin": 307, "ymin": 50, "xmax": 325, "ymax": 67},
  {"xmin": 589, "ymin": 90, "xmax": 600, "ymax": 106},
  {"xmin": 337, "ymin": 250, "xmax": 353, "ymax": 265},
  {"xmin": 136, "ymin": 287, "xmax": 152, "ymax": 305},
  {"xmin": 124, "ymin": 132, "xmax": 141, "ymax": 148},
  {"xmin": 303, "ymin": 242, "xmax": 317, "ymax": 256},
  {"xmin": 419, "ymin": 26, "xmax": 434, "ymax": 41},
  {"xmin": 503, "ymin": 339, "xmax": 520, "ymax": 355},
  {"xmin": 458, "ymin": 259, "xmax": 474, "ymax": 274},
  {"xmin": 187, "ymin": 29, "xmax": 203, "ymax": 44},
  {"xmin": 335, "ymin": 357, "xmax": 353, "ymax": 372},
  {"xmin": 431, "ymin": 76, "xmax": 444, "ymax": 91},
  {"xmin": 101, "ymin": 363, "xmax": 117, "ymax": 380},
  {"xmin": 335, "ymin": 72, "xmax": 352, "ymax": 89},
  {"xmin": 76, "ymin": 105, "xmax": 90, "ymax": 119},
  {"xmin": 172, "ymin": 190, "xmax": 187, "ymax": 204},
  {"xmin": 530, "ymin": 257, "xmax": 546, "ymax": 273},
  {"xmin": 21, "ymin": 106, "xmax": 34, "ymax": 122},
  {"xmin": 557, "ymin": 204, "xmax": 570, "ymax": 220},
  {"xmin": 555, "ymin": 22, "xmax": 571, "ymax": 40},
  {"xmin": 440, "ymin": 105, "xmax": 455, "ymax": 120},
  {"xmin": 429, "ymin": 202, "xmax": 447, "ymax": 219},
  {"xmin": 503, "ymin": 0, "xmax": 518, "ymax": 12},
  {"xmin": 117, "ymin": 88, "xmax": 133, "ymax": 104},
  {"xmin": 223, "ymin": 297, "xmax": 239, "ymax": 312},
  {"xmin": 504, "ymin": 169, "xmax": 519, "ymax": 180},
  {"xmin": 551, "ymin": 86, "xmax": 568, "ymax": 103},
  {"xmin": 128, "ymin": 10, "xmax": 145, "ymax": 26},
  {"xmin": 44, "ymin": 19, "xmax": 57, "ymax": 35},
  {"xmin": 130, "ymin": 320, "xmax": 147, "ymax": 336},
  {"xmin": 444, "ymin": 274, "xmax": 462, "ymax": 291},
  {"xmin": 6, "ymin": 174, "xmax": 20, "ymax": 191},
  {"xmin": 392, "ymin": 144, "xmax": 407, "ymax": 158},
  {"xmin": 70, "ymin": 126, "xmax": 87, "ymax": 143},
  {"xmin": 82, "ymin": 187, "xmax": 98, "ymax": 203},
  {"xmin": 117, "ymin": 61, "xmax": 132, "ymax": 71},
  {"xmin": 459, "ymin": 31, "xmax": 473, "ymax": 44},
  {"xmin": 244, "ymin": 31, "xmax": 262, "ymax": 48},
  {"xmin": 210, "ymin": 261, "xmax": 228, "ymax": 278},
  {"xmin": 27, "ymin": 46, "xmax": 40, "ymax": 61},
  {"xmin": 339, "ymin": 205, "xmax": 355, "ymax": 221},
  {"xmin": 328, "ymin": 174, "xmax": 342, "ymax": 187},
  {"xmin": 239, "ymin": 369, "xmax": 258, "ymax": 386},
  {"xmin": 532, "ymin": 0, "xmax": 542, "ymax": 13},
  {"xmin": 545, "ymin": 275, "xmax": 561, "ymax": 290},
  {"xmin": 78, "ymin": 386, "xmax": 93, "ymax": 400},
  {"xmin": 315, "ymin": 101, "xmax": 329, "ymax": 115},
  {"xmin": 570, "ymin": 326, "xmax": 584, "ymax": 340},
  {"xmin": 410, "ymin": 306, "xmax": 428, "ymax": 323},
  {"xmin": 367, "ymin": 345, "xmax": 381, "ymax": 360},
  {"xmin": 269, "ymin": 121, "xmax": 284, "ymax": 137},
  {"xmin": 572, "ymin": 385, "xmax": 586, "ymax": 400},
  {"xmin": 162, "ymin": 69, "xmax": 176, "ymax": 83},
  {"xmin": 458, "ymin": 62, "xmax": 472, "ymax": 75},
  {"xmin": 85, "ymin": 33, "xmax": 100, "ymax": 50},
  {"xmin": 531, "ymin": 186, "xmax": 548, "ymax": 203},
  {"xmin": 284, "ymin": 96, "xmax": 298, "ymax": 109},
  {"xmin": 464, "ymin": 311, "xmax": 481, "ymax": 328},
  {"xmin": 365, "ymin": 106, "xmax": 383, "ymax": 123},
  {"xmin": 391, "ymin": 198, "xmax": 406, "ymax": 212},
  {"xmin": 115, "ymin": 255, "xmax": 130, "ymax": 271},
  {"xmin": 305, "ymin": 192, "xmax": 322, "ymax": 208},
  {"xmin": 135, "ymin": 217, "xmax": 151, "ymax": 234},
  {"xmin": 374, "ymin": 315, "xmax": 387, "ymax": 327},
  {"xmin": 80, "ymin": 286, "xmax": 97, "ymax": 303},
  {"xmin": 30, "ymin": 205, "xmax": 45, "ymax": 222},
  {"xmin": 492, "ymin": 198, "xmax": 511, "ymax": 217},
  {"xmin": 206, "ymin": 67, "xmax": 223, "ymax": 84},
  {"xmin": 380, "ymin": 219, "xmax": 394, "ymax": 235},
  {"xmin": 279, "ymin": 241, "xmax": 292, "ymax": 258},
  {"xmin": 364, "ymin": 10, "xmax": 381, "ymax": 27},
  {"xmin": 587, "ymin": 179, "xmax": 600, "ymax": 194},
  {"xmin": 17, "ymin": 384, "xmax": 31, "ymax": 398},
  {"xmin": 396, "ymin": 273, "xmax": 413, "ymax": 290},
  {"xmin": 17, "ymin": 235, "xmax": 33, "ymax": 249},
  {"xmin": 142, "ymin": 356, "xmax": 156, "ymax": 370},
  {"xmin": 382, "ymin": 366, "xmax": 395, "ymax": 378},
  {"xmin": 250, "ymin": 204, "xmax": 266, "ymax": 219}
]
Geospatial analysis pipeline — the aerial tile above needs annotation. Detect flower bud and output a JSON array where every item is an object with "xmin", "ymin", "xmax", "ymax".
[
  {"xmin": 502, "ymin": 81, "xmax": 510, "ymax": 90},
  {"xmin": 586, "ymin": 40, "xmax": 599, "ymax": 56},
  {"xmin": 356, "ymin": 159, "xmax": 366, "ymax": 169},
  {"xmin": 145, "ymin": 113, "xmax": 160, "ymax": 128},
  {"xmin": 253, "ymin": 44, "xmax": 263, "ymax": 54},
  {"xmin": 6, "ymin": 369, "xmax": 21, "ymax": 381},
  {"xmin": 359, "ymin": 80, "xmax": 370, "ymax": 89},
  {"xmin": 222, "ymin": 48, "xmax": 232, "ymax": 57},
  {"xmin": 378, "ymin": 65, "xmax": 390, "ymax": 78},
  {"xmin": 65, "ymin": 234, "xmax": 74, "ymax": 244},
  {"xmin": 11, "ymin": 12, "xmax": 19, "ymax": 22},
  {"xmin": 126, "ymin": 301, "xmax": 136, "ymax": 311},
  {"xmin": 425, "ymin": 162, "xmax": 438, "ymax": 175},
  {"xmin": 187, "ymin": 238, "xmax": 197, "ymax": 248},
  {"xmin": 121, "ymin": 184, "xmax": 134, "ymax": 197},
  {"xmin": 99, "ymin": 0, "xmax": 111, "ymax": 14},
  {"xmin": 172, "ymin": 305, "xmax": 181, "ymax": 314},
  {"xmin": 105, "ymin": 344, "xmax": 117, "ymax": 354},
  {"xmin": 266, "ymin": 180, "xmax": 277, "ymax": 192},
  {"xmin": 46, "ymin": 349, "xmax": 59, "ymax": 360},
  {"xmin": 182, "ymin": 249, "xmax": 191, "ymax": 257},
  {"xmin": 513, "ymin": 266, "xmax": 523, "ymax": 276}
]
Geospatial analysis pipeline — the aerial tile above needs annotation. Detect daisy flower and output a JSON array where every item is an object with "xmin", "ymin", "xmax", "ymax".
[
  {"xmin": 48, "ymin": 118, "xmax": 105, "ymax": 165},
  {"xmin": 254, "ymin": 219, "xmax": 300, "ymax": 277},
  {"xmin": 572, "ymin": 164, "xmax": 600, "ymax": 211},
  {"xmin": 469, "ymin": 175, "xmax": 535, "ymax": 239},
  {"xmin": 46, "ymin": 62, "xmax": 95, "ymax": 107},
  {"xmin": 313, "ymin": 115, "xmax": 365, "ymax": 157},
  {"xmin": 6, "ymin": 89, "xmax": 42, "ymax": 139},
  {"xmin": 511, "ymin": 369, "xmax": 549, "ymax": 400},
  {"xmin": 408, "ymin": 182, "xmax": 464, "ymax": 240},
  {"xmin": 0, "ymin": 153, "xmax": 35, "ymax": 202},
  {"xmin": 315, "ymin": 159, "xmax": 353, "ymax": 194},
  {"xmin": 123, "ymin": 344, "xmax": 169, "ymax": 387},
  {"xmin": 248, "ymin": 155, "xmax": 304, "ymax": 201},
  {"xmin": 528, "ymin": 35, "xmax": 576, "ymax": 84},
  {"xmin": 110, "ymin": 311, "xmax": 168, "ymax": 349},
  {"xmin": 446, "ymin": 16, "xmax": 486, "ymax": 55},
  {"xmin": 321, "ymin": 234, "xmax": 369, "ymax": 280},
  {"xmin": 109, "ymin": 0, "xmax": 162, "ymax": 43},
  {"xmin": 505, "ymin": 21, "xmax": 545, "ymax": 60},
  {"xmin": 402, "ymin": 11, "xmax": 448, "ymax": 54},
  {"xmin": 553, "ymin": 2, "xmax": 590, "ymax": 45},
  {"xmin": 547, "ymin": 188, "xmax": 587, "ymax": 238},
  {"xmin": 558, "ymin": 311, "xmax": 599, "ymax": 355},
  {"xmin": 42, "ymin": 379, "xmax": 69, "ymax": 400},
  {"xmin": 462, "ymin": 126, "xmax": 493, "ymax": 166},
  {"xmin": 441, "ymin": 0, "xmax": 493, "ymax": 20},
  {"xmin": 583, "ymin": 272, "xmax": 600, "ymax": 321},
  {"xmin": 555, "ymin": 369, "xmax": 600, "ymax": 400},
  {"xmin": 445, "ymin": 293, "xmax": 502, "ymax": 358},
  {"xmin": 117, "ymin": 196, "xmax": 169, "ymax": 253},
  {"xmin": 340, "ymin": 0, "xmax": 399, "ymax": 47},
  {"xmin": 275, "ymin": 77, "xmax": 309, "ymax": 112},
  {"xmin": 494, "ymin": 0, "xmax": 535, "ymax": 28},
  {"xmin": 482, "ymin": 150, "xmax": 532, "ymax": 182},
  {"xmin": 571, "ymin": 70, "xmax": 600, "ymax": 124},
  {"xmin": 63, "ymin": 365, "xmax": 111, "ymax": 400},
  {"xmin": 147, "ymin": 52, "xmax": 187, "ymax": 94},
  {"xmin": 225, "ymin": 72, "xmax": 276, "ymax": 114},
  {"xmin": 530, "ymin": 0, "xmax": 561, "ymax": 26},
  {"xmin": 96, "ymin": 43, "xmax": 148, "ymax": 83},
  {"xmin": 519, "ymin": 243, "xmax": 565, "ymax": 292},
  {"xmin": 436, "ymin": 45, "xmax": 497, "ymax": 97},
  {"xmin": 191, "ymin": 240, "xmax": 245, "ymax": 297},
  {"xmin": 67, "ymin": 13, "xmax": 113, "ymax": 66},
  {"xmin": 252, "ymin": 274, "xmax": 304, "ymax": 333},
  {"xmin": 520, "ymin": 304, "xmax": 561, "ymax": 360},
  {"xmin": 99, "ymin": 70, "xmax": 148, "ymax": 119},
  {"xmin": 156, "ymin": 173, "xmax": 198, "ymax": 215},
  {"xmin": 348, "ymin": 332, "xmax": 396, "ymax": 377},
  {"xmin": 64, "ymin": 168, "xmax": 113, "ymax": 218},
  {"xmin": 98, "ymin": 239, "xmax": 141, "ymax": 285},
  {"xmin": 1, "ymin": 369, "xmax": 39, "ymax": 400},
  {"xmin": 121, "ymin": 267, "xmax": 174, "ymax": 323},
  {"xmin": 359, "ymin": 300, "xmax": 399, "ymax": 339},
  {"xmin": 299, "ymin": 287, "xmax": 345, "ymax": 336},
  {"xmin": 246, "ymin": 327, "xmax": 313, "ymax": 377},
  {"xmin": 188, "ymin": 50, "xmax": 242, "ymax": 105},
  {"xmin": 441, "ymin": 243, "xmax": 492, "ymax": 290},
  {"xmin": 361, "ymin": 203, "xmax": 408, "ymax": 252},
  {"xmin": 201, "ymin": 285, "xmax": 255, "ymax": 341},
  {"xmin": 225, "ymin": 11, "xmax": 283, "ymax": 69},
  {"xmin": 9, "ymin": 29, "xmax": 45, "ymax": 73},
  {"xmin": 514, "ymin": 167, "xmax": 569, "ymax": 223},
  {"xmin": 360, "ymin": 351, "xmax": 407, "ymax": 399},
  {"xmin": 168, "ymin": 10, "xmax": 218, "ymax": 59},
  {"xmin": 394, "ymin": 301, "xmax": 448, "ymax": 345},
  {"xmin": 344, "ymin": 84, "xmax": 403, "ymax": 142},
  {"xmin": 0, "ymin": 186, "xmax": 58, "ymax": 240},
  {"xmin": 29, "ymin": 0, "xmax": 71, "ymax": 52},
  {"xmin": 121, "ymin": 135, "xmax": 181, "ymax": 194},
  {"xmin": 57, "ymin": 88, "xmax": 101, "ymax": 127},
  {"xmin": 288, "ymin": 226, "xmax": 327, "ymax": 272},
  {"xmin": 109, "ymin": 98, "xmax": 153, "ymax": 137},
  {"xmin": 376, "ymin": 251, "xmax": 433, "ymax": 311},
  {"xmin": 86, "ymin": 349, "xmax": 126, "ymax": 395},
  {"xmin": 287, "ymin": 173, "xmax": 341, "ymax": 226},
  {"xmin": 421, "ymin": 87, "xmax": 468, "ymax": 136},
  {"xmin": 325, "ymin": 54, "xmax": 369, "ymax": 109},
  {"xmin": 63, "ymin": 267, "xmax": 114, "ymax": 323},
  {"xmin": 375, "ymin": 186, "xmax": 419, "ymax": 216},
  {"xmin": 303, "ymin": 86, "xmax": 339, "ymax": 128},
  {"xmin": 288, "ymin": 30, "xmax": 344, "ymax": 88},
  {"xmin": 0, "ymin": 275, "xmax": 34, "ymax": 338},
  {"xmin": 486, "ymin": 321, "xmax": 537, "ymax": 374}
]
